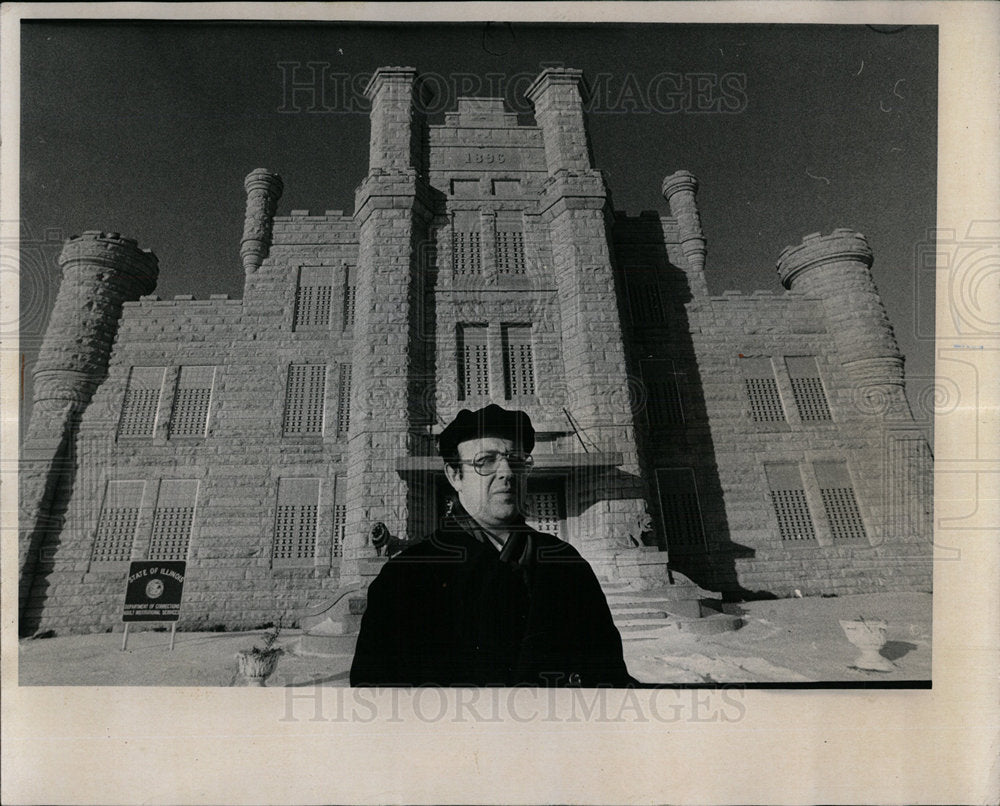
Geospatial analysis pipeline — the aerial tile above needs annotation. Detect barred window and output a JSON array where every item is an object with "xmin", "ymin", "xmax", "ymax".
[
  {"xmin": 272, "ymin": 478, "xmax": 319, "ymax": 561},
  {"xmin": 452, "ymin": 212, "xmax": 482, "ymax": 275},
  {"xmin": 336, "ymin": 363, "xmax": 352, "ymax": 436},
  {"xmin": 525, "ymin": 491, "xmax": 561, "ymax": 537},
  {"xmin": 118, "ymin": 367, "xmax": 164, "ymax": 437},
  {"xmin": 786, "ymin": 356, "xmax": 832, "ymax": 421},
  {"xmin": 92, "ymin": 481, "xmax": 144, "ymax": 562},
  {"xmin": 656, "ymin": 468, "xmax": 707, "ymax": 551},
  {"xmin": 815, "ymin": 462, "xmax": 868, "ymax": 541},
  {"xmin": 332, "ymin": 475, "xmax": 346, "ymax": 559},
  {"xmin": 453, "ymin": 230, "xmax": 482, "ymax": 275},
  {"xmin": 293, "ymin": 266, "xmax": 333, "ymax": 330},
  {"xmin": 342, "ymin": 265, "xmax": 356, "ymax": 331},
  {"xmin": 765, "ymin": 464, "xmax": 816, "ymax": 542},
  {"xmin": 458, "ymin": 325, "xmax": 490, "ymax": 399},
  {"xmin": 502, "ymin": 324, "xmax": 535, "ymax": 398},
  {"xmin": 496, "ymin": 231, "xmax": 526, "ymax": 275},
  {"xmin": 741, "ymin": 357, "xmax": 785, "ymax": 423},
  {"xmin": 169, "ymin": 366, "xmax": 215, "ymax": 438},
  {"xmin": 283, "ymin": 364, "xmax": 326, "ymax": 435},
  {"xmin": 148, "ymin": 479, "xmax": 198, "ymax": 560},
  {"xmin": 641, "ymin": 359, "xmax": 684, "ymax": 426}
]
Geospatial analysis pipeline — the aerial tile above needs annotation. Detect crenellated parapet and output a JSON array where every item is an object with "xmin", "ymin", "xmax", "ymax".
[
  {"xmin": 240, "ymin": 168, "xmax": 283, "ymax": 274},
  {"xmin": 31, "ymin": 231, "xmax": 158, "ymax": 422},
  {"xmin": 662, "ymin": 170, "xmax": 706, "ymax": 273},
  {"xmin": 777, "ymin": 229, "xmax": 907, "ymax": 413}
]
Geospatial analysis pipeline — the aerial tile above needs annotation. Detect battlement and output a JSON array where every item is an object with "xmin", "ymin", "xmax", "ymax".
[
  {"xmin": 443, "ymin": 97, "xmax": 519, "ymax": 128},
  {"xmin": 777, "ymin": 229, "xmax": 872, "ymax": 288}
]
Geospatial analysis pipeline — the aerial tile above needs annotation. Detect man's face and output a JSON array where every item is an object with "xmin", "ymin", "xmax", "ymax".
[{"xmin": 444, "ymin": 436, "xmax": 527, "ymax": 531}]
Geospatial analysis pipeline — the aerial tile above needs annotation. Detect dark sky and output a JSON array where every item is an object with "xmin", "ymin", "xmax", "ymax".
[{"xmin": 19, "ymin": 21, "xmax": 937, "ymax": 431}]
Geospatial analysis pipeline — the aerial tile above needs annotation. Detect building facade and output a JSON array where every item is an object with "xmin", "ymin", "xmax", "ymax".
[{"xmin": 19, "ymin": 67, "xmax": 933, "ymax": 635}]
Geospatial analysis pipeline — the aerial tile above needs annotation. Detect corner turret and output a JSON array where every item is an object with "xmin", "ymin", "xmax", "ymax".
[
  {"xmin": 30, "ymin": 231, "xmax": 159, "ymax": 435},
  {"xmin": 662, "ymin": 170, "xmax": 706, "ymax": 273},
  {"xmin": 21, "ymin": 231, "xmax": 158, "ymax": 620},
  {"xmin": 240, "ymin": 168, "xmax": 283, "ymax": 274},
  {"xmin": 777, "ymin": 229, "xmax": 907, "ymax": 415}
]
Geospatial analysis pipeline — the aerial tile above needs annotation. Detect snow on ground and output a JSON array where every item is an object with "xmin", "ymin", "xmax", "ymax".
[{"xmin": 17, "ymin": 592, "xmax": 931, "ymax": 687}]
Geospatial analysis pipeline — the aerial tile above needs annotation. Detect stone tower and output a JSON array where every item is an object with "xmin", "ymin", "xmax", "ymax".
[
  {"xmin": 240, "ymin": 168, "xmax": 284, "ymax": 274},
  {"xmin": 662, "ymin": 169, "xmax": 706, "ymax": 274},
  {"xmin": 526, "ymin": 68, "xmax": 649, "ymax": 558},
  {"xmin": 19, "ymin": 232, "xmax": 158, "ymax": 618},
  {"xmin": 776, "ymin": 229, "xmax": 909, "ymax": 418},
  {"xmin": 340, "ymin": 67, "xmax": 435, "ymax": 582}
]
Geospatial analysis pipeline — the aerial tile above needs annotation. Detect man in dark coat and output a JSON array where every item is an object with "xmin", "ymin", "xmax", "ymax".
[{"xmin": 350, "ymin": 404, "xmax": 636, "ymax": 687}]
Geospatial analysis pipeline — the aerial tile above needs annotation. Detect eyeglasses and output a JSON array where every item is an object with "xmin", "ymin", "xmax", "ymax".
[{"xmin": 456, "ymin": 450, "xmax": 534, "ymax": 476}]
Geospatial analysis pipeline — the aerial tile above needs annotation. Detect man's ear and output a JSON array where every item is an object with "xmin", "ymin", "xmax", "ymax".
[{"xmin": 444, "ymin": 463, "xmax": 463, "ymax": 492}]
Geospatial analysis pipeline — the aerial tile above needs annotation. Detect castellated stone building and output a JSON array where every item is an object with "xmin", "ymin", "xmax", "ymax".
[{"xmin": 19, "ymin": 67, "xmax": 933, "ymax": 635}]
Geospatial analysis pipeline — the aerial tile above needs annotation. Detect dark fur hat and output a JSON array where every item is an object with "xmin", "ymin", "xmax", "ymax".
[{"xmin": 438, "ymin": 404, "xmax": 535, "ymax": 460}]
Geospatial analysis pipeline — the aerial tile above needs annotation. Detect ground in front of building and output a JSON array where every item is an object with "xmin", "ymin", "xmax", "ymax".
[{"xmin": 17, "ymin": 592, "xmax": 931, "ymax": 686}]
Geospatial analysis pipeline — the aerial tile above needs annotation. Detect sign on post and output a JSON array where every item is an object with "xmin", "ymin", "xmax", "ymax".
[{"xmin": 121, "ymin": 561, "xmax": 186, "ymax": 650}]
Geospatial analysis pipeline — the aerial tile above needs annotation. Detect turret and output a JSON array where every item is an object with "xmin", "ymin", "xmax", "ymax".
[
  {"xmin": 30, "ymin": 231, "xmax": 159, "ymax": 436},
  {"xmin": 662, "ymin": 170, "xmax": 706, "ymax": 273},
  {"xmin": 240, "ymin": 168, "xmax": 283, "ymax": 274},
  {"xmin": 777, "ymin": 229, "xmax": 907, "ymax": 414},
  {"xmin": 21, "ymin": 231, "xmax": 158, "ymax": 621}
]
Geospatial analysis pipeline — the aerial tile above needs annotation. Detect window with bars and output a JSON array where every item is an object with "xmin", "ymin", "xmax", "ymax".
[
  {"xmin": 148, "ymin": 479, "xmax": 198, "ymax": 560},
  {"xmin": 641, "ymin": 359, "xmax": 684, "ymax": 426},
  {"xmin": 496, "ymin": 231, "xmax": 526, "ymax": 275},
  {"xmin": 741, "ymin": 357, "xmax": 786, "ymax": 423},
  {"xmin": 118, "ymin": 367, "xmax": 165, "ymax": 437},
  {"xmin": 525, "ymin": 491, "xmax": 561, "ymax": 537},
  {"xmin": 453, "ymin": 230, "xmax": 482, "ymax": 275},
  {"xmin": 815, "ymin": 462, "xmax": 868, "ymax": 541},
  {"xmin": 452, "ymin": 212, "xmax": 482, "ymax": 275},
  {"xmin": 91, "ymin": 480, "xmax": 144, "ymax": 562},
  {"xmin": 293, "ymin": 266, "xmax": 333, "ymax": 330},
  {"xmin": 283, "ymin": 364, "xmax": 326, "ymax": 435},
  {"xmin": 655, "ymin": 468, "xmax": 707, "ymax": 551},
  {"xmin": 332, "ymin": 476, "xmax": 346, "ymax": 559},
  {"xmin": 272, "ymin": 478, "xmax": 319, "ymax": 561},
  {"xmin": 336, "ymin": 363, "xmax": 352, "ymax": 436},
  {"xmin": 169, "ymin": 366, "xmax": 215, "ymax": 438},
  {"xmin": 502, "ymin": 324, "xmax": 535, "ymax": 398},
  {"xmin": 785, "ymin": 356, "xmax": 832, "ymax": 421},
  {"xmin": 765, "ymin": 464, "xmax": 816, "ymax": 542},
  {"xmin": 342, "ymin": 265, "xmax": 356, "ymax": 331},
  {"xmin": 458, "ymin": 324, "xmax": 490, "ymax": 400}
]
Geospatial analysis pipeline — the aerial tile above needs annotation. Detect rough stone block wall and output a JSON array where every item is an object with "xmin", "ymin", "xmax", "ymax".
[
  {"xmin": 22, "ymin": 72, "xmax": 935, "ymax": 634},
  {"xmin": 23, "ymin": 215, "xmax": 364, "ymax": 633}
]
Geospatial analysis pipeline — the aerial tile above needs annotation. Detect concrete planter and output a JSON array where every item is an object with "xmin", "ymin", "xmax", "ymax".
[
  {"xmin": 235, "ymin": 648, "xmax": 283, "ymax": 686},
  {"xmin": 839, "ymin": 618, "xmax": 893, "ymax": 672}
]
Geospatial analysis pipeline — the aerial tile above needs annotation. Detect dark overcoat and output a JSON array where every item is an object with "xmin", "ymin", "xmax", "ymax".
[{"xmin": 350, "ymin": 510, "xmax": 636, "ymax": 687}]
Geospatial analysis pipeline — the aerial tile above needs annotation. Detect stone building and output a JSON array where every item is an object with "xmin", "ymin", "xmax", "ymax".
[{"xmin": 18, "ymin": 67, "xmax": 933, "ymax": 635}]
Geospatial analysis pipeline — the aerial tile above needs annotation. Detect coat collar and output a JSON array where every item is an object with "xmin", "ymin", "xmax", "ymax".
[{"xmin": 442, "ymin": 503, "xmax": 534, "ymax": 569}]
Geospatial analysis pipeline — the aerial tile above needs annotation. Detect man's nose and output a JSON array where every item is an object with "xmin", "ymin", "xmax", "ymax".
[{"xmin": 493, "ymin": 455, "xmax": 514, "ymax": 478}]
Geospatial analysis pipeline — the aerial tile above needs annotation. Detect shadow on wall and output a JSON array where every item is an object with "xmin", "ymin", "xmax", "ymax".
[{"xmin": 611, "ymin": 212, "xmax": 775, "ymax": 601}]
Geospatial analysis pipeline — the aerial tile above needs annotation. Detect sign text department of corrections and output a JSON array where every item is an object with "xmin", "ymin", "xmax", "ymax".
[{"xmin": 122, "ymin": 561, "xmax": 186, "ymax": 622}]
